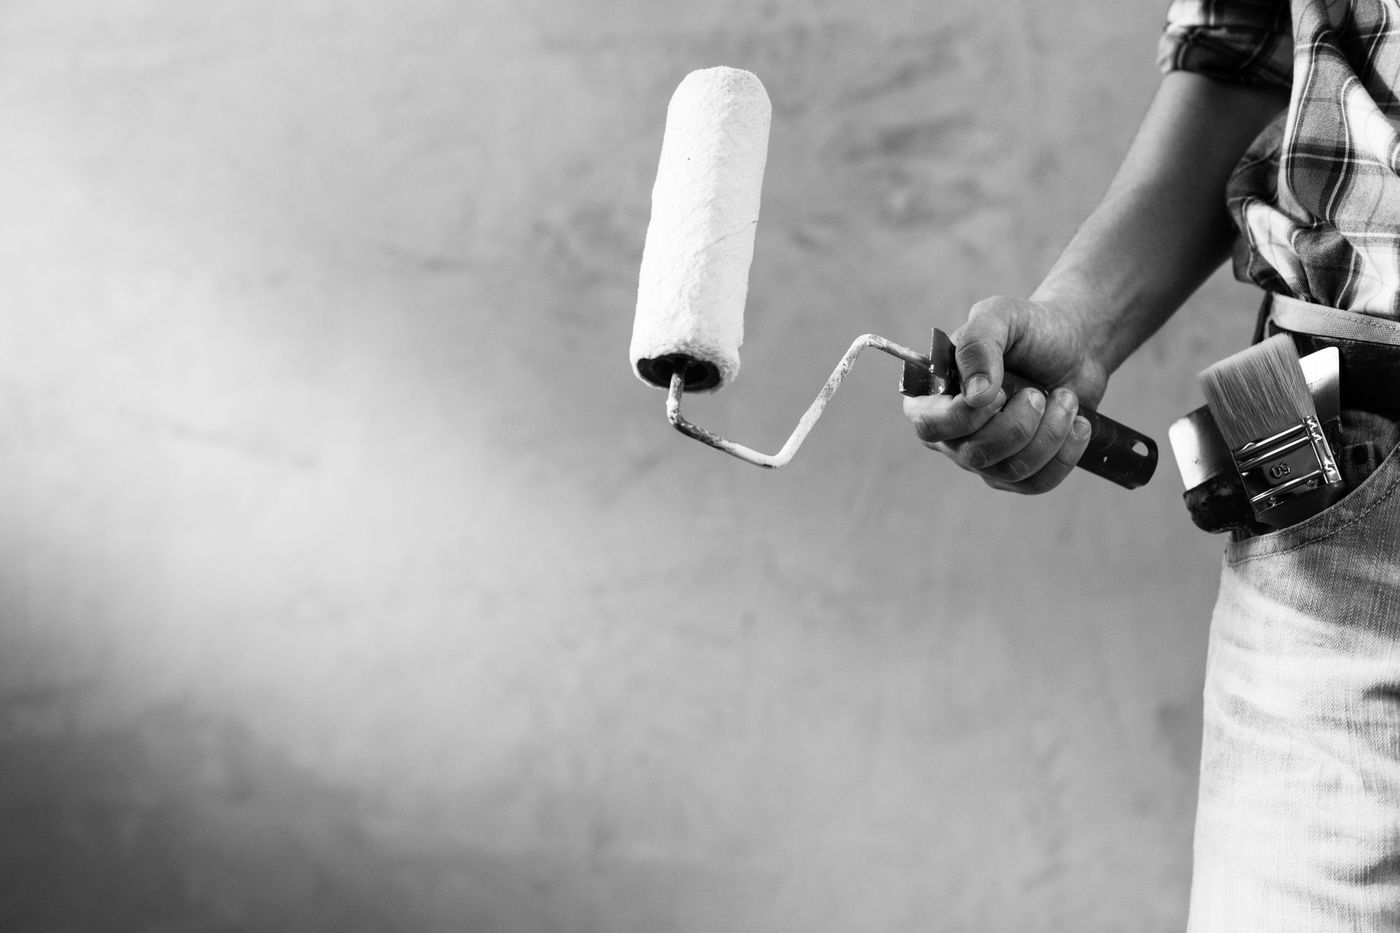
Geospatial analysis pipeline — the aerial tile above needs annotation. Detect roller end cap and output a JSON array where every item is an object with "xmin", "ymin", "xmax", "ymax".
[{"xmin": 636, "ymin": 354, "xmax": 723, "ymax": 392}]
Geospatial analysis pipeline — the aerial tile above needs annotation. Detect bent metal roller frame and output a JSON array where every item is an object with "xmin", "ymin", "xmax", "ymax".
[
  {"xmin": 658, "ymin": 333, "xmax": 937, "ymax": 470},
  {"xmin": 630, "ymin": 67, "xmax": 1158, "ymax": 489}
]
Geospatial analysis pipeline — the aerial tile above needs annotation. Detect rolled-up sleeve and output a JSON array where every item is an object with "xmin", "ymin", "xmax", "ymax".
[{"xmin": 1158, "ymin": 0, "xmax": 1293, "ymax": 89}]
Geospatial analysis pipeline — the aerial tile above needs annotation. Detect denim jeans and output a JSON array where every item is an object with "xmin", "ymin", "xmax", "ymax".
[{"xmin": 1187, "ymin": 410, "xmax": 1400, "ymax": 930}]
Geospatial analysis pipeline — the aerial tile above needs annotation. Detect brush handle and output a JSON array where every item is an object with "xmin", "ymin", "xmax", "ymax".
[{"xmin": 900, "ymin": 331, "xmax": 1158, "ymax": 489}]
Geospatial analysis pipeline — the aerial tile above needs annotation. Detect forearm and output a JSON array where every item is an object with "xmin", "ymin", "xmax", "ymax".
[{"xmin": 1031, "ymin": 71, "xmax": 1289, "ymax": 374}]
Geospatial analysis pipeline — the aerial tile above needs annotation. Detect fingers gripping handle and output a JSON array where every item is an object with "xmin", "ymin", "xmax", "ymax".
[
  {"xmin": 1001, "ymin": 369, "xmax": 1158, "ymax": 488},
  {"xmin": 900, "ymin": 329, "xmax": 1158, "ymax": 489}
]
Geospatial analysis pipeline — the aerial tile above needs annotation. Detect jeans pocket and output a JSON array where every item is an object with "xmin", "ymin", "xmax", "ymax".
[{"xmin": 1225, "ymin": 410, "xmax": 1400, "ymax": 565}]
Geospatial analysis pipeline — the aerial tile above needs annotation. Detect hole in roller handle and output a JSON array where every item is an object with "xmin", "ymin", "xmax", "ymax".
[{"xmin": 1073, "ymin": 406, "xmax": 1159, "ymax": 489}]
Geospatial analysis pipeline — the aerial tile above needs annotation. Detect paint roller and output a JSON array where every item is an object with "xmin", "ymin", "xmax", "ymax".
[{"xmin": 630, "ymin": 67, "xmax": 1158, "ymax": 488}]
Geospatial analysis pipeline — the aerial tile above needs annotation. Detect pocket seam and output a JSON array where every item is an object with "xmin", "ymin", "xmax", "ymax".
[{"xmin": 1227, "ymin": 458, "xmax": 1400, "ymax": 566}]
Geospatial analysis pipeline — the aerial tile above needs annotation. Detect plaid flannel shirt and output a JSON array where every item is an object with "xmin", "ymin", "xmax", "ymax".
[{"xmin": 1160, "ymin": 0, "xmax": 1400, "ymax": 317}]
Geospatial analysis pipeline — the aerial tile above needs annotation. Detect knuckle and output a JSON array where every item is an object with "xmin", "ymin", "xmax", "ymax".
[
  {"xmin": 913, "ymin": 415, "xmax": 967, "ymax": 446},
  {"xmin": 1028, "ymin": 466, "xmax": 1066, "ymax": 491},
  {"xmin": 911, "ymin": 419, "xmax": 938, "ymax": 444},
  {"xmin": 997, "ymin": 455, "xmax": 1037, "ymax": 482},
  {"xmin": 954, "ymin": 339, "xmax": 997, "ymax": 373},
  {"xmin": 968, "ymin": 295, "xmax": 1013, "ymax": 320},
  {"xmin": 1004, "ymin": 416, "xmax": 1034, "ymax": 446},
  {"xmin": 1013, "ymin": 469, "xmax": 1061, "ymax": 495},
  {"xmin": 958, "ymin": 333, "xmax": 997, "ymax": 353},
  {"xmin": 985, "ymin": 475, "xmax": 1037, "ymax": 495}
]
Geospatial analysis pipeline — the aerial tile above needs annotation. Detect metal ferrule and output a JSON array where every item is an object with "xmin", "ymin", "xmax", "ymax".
[{"xmin": 1232, "ymin": 415, "xmax": 1344, "ymax": 527}]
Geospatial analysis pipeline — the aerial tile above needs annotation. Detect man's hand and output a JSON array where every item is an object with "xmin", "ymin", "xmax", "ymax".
[
  {"xmin": 902, "ymin": 296, "xmax": 1108, "ymax": 494},
  {"xmin": 898, "ymin": 74, "xmax": 1289, "ymax": 495}
]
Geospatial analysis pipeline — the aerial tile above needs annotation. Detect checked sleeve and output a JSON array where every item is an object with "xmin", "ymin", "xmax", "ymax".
[{"xmin": 1158, "ymin": 0, "xmax": 1292, "ymax": 89}]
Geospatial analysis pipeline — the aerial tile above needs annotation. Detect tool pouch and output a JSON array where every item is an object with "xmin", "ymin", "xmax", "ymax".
[
  {"xmin": 1172, "ymin": 293, "xmax": 1400, "ymax": 533},
  {"xmin": 1176, "ymin": 413, "xmax": 1346, "ymax": 535}
]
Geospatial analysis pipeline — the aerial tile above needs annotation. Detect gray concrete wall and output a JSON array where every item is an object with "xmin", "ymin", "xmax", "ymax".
[{"xmin": 0, "ymin": 2, "xmax": 1261, "ymax": 930}]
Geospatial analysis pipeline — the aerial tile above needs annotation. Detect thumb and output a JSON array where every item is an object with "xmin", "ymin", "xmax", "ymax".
[{"xmin": 950, "ymin": 296, "xmax": 1029, "ymax": 408}]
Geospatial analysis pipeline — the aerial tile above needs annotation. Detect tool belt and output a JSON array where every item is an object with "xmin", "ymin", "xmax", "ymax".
[
  {"xmin": 1264, "ymin": 294, "xmax": 1400, "ymax": 416},
  {"xmin": 1180, "ymin": 293, "xmax": 1400, "ymax": 534}
]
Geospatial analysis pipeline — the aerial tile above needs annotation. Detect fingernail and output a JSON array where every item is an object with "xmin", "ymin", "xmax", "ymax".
[
  {"xmin": 963, "ymin": 375, "xmax": 990, "ymax": 400},
  {"xmin": 1073, "ymin": 416, "xmax": 1090, "ymax": 439},
  {"xmin": 1027, "ymin": 390, "xmax": 1046, "ymax": 413}
]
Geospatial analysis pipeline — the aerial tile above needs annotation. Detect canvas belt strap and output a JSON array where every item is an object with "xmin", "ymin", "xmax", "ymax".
[
  {"xmin": 1268, "ymin": 293, "xmax": 1400, "ymax": 346},
  {"xmin": 1264, "ymin": 293, "xmax": 1400, "ymax": 416}
]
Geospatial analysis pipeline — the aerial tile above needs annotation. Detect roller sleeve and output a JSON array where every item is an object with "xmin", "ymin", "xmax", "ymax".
[{"xmin": 630, "ymin": 67, "xmax": 771, "ymax": 392}]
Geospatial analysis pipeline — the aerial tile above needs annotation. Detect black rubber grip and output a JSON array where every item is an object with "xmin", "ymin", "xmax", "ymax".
[
  {"xmin": 901, "ymin": 333, "xmax": 1158, "ymax": 490},
  {"xmin": 998, "ymin": 370, "xmax": 1157, "ymax": 489}
]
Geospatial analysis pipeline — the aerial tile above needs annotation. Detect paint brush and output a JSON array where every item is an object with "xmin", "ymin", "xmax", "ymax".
[{"xmin": 1198, "ymin": 334, "xmax": 1344, "ymax": 528}]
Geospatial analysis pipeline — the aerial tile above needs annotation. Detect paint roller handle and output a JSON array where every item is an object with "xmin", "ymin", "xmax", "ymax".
[
  {"xmin": 997, "ymin": 369, "xmax": 1158, "ymax": 490},
  {"xmin": 901, "ymin": 329, "xmax": 1158, "ymax": 489}
]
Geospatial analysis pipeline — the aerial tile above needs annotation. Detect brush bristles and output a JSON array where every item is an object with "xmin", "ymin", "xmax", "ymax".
[{"xmin": 1199, "ymin": 335, "xmax": 1316, "ymax": 450}]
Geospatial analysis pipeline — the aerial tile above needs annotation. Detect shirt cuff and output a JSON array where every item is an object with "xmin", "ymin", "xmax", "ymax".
[{"xmin": 1158, "ymin": 10, "xmax": 1293, "ymax": 89}]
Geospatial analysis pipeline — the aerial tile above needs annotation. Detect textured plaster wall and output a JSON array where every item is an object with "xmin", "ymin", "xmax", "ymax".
[{"xmin": 0, "ymin": 2, "xmax": 1264, "ymax": 931}]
